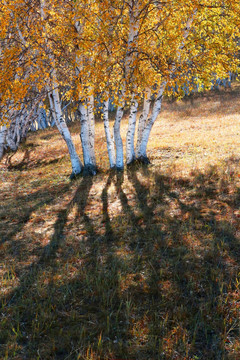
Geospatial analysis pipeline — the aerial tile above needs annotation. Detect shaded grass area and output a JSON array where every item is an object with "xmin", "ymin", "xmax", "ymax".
[
  {"xmin": 0, "ymin": 91, "xmax": 240, "ymax": 359},
  {"xmin": 1, "ymin": 164, "xmax": 240, "ymax": 359}
]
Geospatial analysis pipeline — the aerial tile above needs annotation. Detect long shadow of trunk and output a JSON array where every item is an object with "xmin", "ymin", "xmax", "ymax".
[
  {"xmin": 1, "ymin": 176, "xmax": 93, "ymax": 307},
  {"xmin": 101, "ymin": 171, "xmax": 116, "ymax": 242}
]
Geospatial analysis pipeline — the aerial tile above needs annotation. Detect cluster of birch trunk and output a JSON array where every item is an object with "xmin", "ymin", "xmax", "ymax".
[{"xmin": 0, "ymin": 83, "xmax": 164, "ymax": 177}]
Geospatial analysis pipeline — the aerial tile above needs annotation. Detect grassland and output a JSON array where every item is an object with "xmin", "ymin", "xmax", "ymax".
[{"xmin": 0, "ymin": 88, "xmax": 240, "ymax": 359}]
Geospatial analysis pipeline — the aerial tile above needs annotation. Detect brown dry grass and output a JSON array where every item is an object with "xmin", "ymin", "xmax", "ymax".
[{"xmin": 0, "ymin": 87, "xmax": 239, "ymax": 360}]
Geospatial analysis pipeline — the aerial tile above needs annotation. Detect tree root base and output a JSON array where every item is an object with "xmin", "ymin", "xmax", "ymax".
[
  {"xmin": 82, "ymin": 164, "xmax": 97, "ymax": 176},
  {"xmin": 136, "ymin": 155, "xmax": 151, "ymax": 165},
  {"xmin": 116, "ymin": 165, "xmax": 124, "ymax": 172},
  {"xmin": 126, "ymin": 157, "xmax": 137, "ymax": 167},
  {"xmin": 69, "ymin": 164, "xmax": 97, "ymax": 179},
  {"xmin": 69, "ymin": 170, "xmax": 82, "ymax": 180}
]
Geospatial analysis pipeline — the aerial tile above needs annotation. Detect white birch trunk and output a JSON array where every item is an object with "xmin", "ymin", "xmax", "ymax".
[
  {"xmin": 137, "ymin": 83, "xmax": 166, "ymax": 162},
  {"xmin": 48, "ymin": 90, "xmax": 83, "ymax": 177},
  {"xmin": 78, "ymin": 101, "xmax": 92, "ymax": 167},
  {"xmin": 126, "ymin": 95, "xmax": 138, "ymax": 164},
  {"xmin": 0, "ymin": 125, "xmax": 7, "ymax": 160},
  {"xmin": 114, "ymin": 95, "xmax": 125, "ymax": 170},
  {"xmin": 102, "ymin": 98, "xmax": 116, "ymax": 168},
  {"xmin": 136, "ymin": 88, "xmax": 151, "ymax": 157},
  {"xmin": 6, "ymin": 119, "xmax": 19, "ymax": 151},
  {"xmin": 5, "ymin": 105, "xmax": 25, "ymax": 151},
  {"xmin": 78, "ymin": 101, "xmax": 96, "ymax": 175},
  {"xmin": 87, "ymin": 94, "xmax": 96, "ymax": 168},
  {"xmin": 78, "ymin": 96, "xmax": 97, "ymax": 175}
]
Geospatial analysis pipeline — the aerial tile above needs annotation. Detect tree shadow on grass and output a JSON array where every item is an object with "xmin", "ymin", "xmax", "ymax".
[
  {"xmin": 0, "ymin": 161, "xmax": 239, "ymax": 359},
  {"xmin": 0, "ymin": 181, "xmax": 72, "ymax": 253},
  {"xmin": 104, "ymin": 163, "xmax": 240, "ymax": 359},
  {"xmin": 123, "ymin": 164, "xmax": 240, "ymax": 359},
  {"xmin": 0, "ymin": 175, "xmax": 95, "ymax": 357}
]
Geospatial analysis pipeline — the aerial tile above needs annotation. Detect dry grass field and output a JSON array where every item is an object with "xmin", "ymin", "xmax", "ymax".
[{"xmin": 0, "ymin": 87, "xmax": 240, "ymax": 359}]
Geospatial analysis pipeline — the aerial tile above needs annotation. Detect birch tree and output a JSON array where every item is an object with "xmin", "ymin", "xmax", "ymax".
[{"xmin": 39, "ymin": 0, "xmax": 83, "ymax": 178}]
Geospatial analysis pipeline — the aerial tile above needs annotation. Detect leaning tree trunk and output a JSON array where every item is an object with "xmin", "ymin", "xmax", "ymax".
[
  {"xmin": 0, "ymin": 125, "xmax": 7, "ymax": 160},
  {"xmin": 48, "ymin": 90, "xmax": 83, "ymax": 178},
  {"xmin": 126, "ymin": 95, "xmax": 138, "ymax": 165},
  {"xmin": 78, "ymin": 100, "xmax": 97, "ymax": 175},
  {"xmin": 136, "ymin": 88, "xmax": 151, "ymax": 158},
  {"xmin": 102, "ymin": 97, "xmax": 116, "ymax": 168},
  {"xmin": 137, "ymin": 83, "xmax": 165, "ymax": 163}
]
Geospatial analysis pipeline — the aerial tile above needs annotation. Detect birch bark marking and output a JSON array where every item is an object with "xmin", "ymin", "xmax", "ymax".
[
  {"xmin": 126, "ymin": 95, "xmax": 138, "ymax": 164},
  {"xmin": 0, "ymin": 126, "xmax": 7, "ymax": 160},
  {"xmin": 138, "ymin": 83, "xmax": 166, "ymax": 163},
  {"xmin": 103, "ymin": 97, "xmax": 116, "ymax": 168}
]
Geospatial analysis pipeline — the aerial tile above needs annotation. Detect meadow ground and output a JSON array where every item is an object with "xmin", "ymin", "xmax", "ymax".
[{"xmin": 0, "ymin": 87, "xmax": 240, "ymax": 359}]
